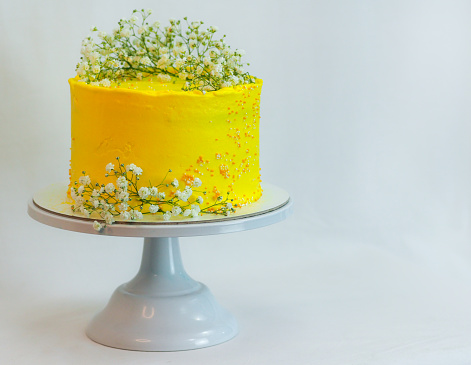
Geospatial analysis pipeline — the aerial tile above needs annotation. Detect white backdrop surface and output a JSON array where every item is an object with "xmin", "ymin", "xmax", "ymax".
[{"xmin": 2, "ymin": 0, "xmax": 471, "ymax": 364}]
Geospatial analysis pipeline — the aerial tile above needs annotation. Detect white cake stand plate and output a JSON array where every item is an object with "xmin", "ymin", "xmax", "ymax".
[{"xmin": 28, "ymin": 183, "xmax": 292, "ymax": 351}]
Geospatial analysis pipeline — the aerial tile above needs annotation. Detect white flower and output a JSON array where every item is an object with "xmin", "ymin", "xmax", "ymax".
[
  {"xmin": 74, "ymin": 196, "xmax": 84, "ymax": 207},
  {"xmin": 193, "ymin": 178, "xmax": 202, "ymax": 188},
  {"xmin": 174, "ymin": 58, "xmax": 185, "ymax": 69},
  {"xmin": 126, "ymin": 163, "xmax": 136, "ymax": 172},
  {"xmin": 98, "ymin": 31, "xmax": 107, "ymax": 39},
  {"xmin": 79, "ymin": 175, "xmax": 91, "ymax": 186},
  {"xmin": 116, "ymin": 190, "xmax": 129, "ymax": 202},
  {"xmin": 134, "ymin": 166, "xmax": 143, "ymax": 176},
  {"xmin": 156, "ymin": 74, "xmax": 171, "ymax": 82},
  {"xmin": 92, "ymin": 65, "xmax": 100, "ymax": 74},
  {"xmin": 92, "ymin": 189, "xmax": 100, "ymax": 197},
  {"xmin": 149, "ymin": 205, "xmax": 159, "ymax": 213},
  {"xmin": 77, "ymin": 185, "xmax": 85, "ymax": 194},
  {"xmin": 190, "ymin": 209, "xmax": 199, "ymax": 218},
  {"xmin": 183, "ymin": 209, "xmax": 191, "ymax": 217},
  {"xmin": 131, "ymin": 209, "xmax": 144, "ymax": 220},
  {"xmin": 157, "ymin": 54, "xmax": 170, "ymax": 69},
  {"xmin": 196, "ymin": 196, "xmax": 203, "ymax": 204},
  {"xmin": 120, "ymin": 210, "xmax": 131, "ymax": 220},
  {"xmin": 105, "ymin": 183, "xmax": 115, "ymax": 194},
  {"xmin": 141, "ymin": 56, "xmax": 151, "ymax": 65},
  {"xmin": 191, "ymin": 204, "xmax": 201, "ymax": 213},
  {"xmin": 226, "ymin": 202, "xmax": 232, "ymax": 209},
  {"xmin": 149, "ymin": 187, "xmax": 158, "ymax": 196},
  {"xmin": 158, "ymin": 192, "xmax": 166, "ymax": 200},
  {"xmin": 129, "ymin": 15, "xmax": 138, "ymax": 24},
  {"xmin": 172, "ymin": 206, "xmax": 182, "ymax": 216},
  {"xmin": 88, "ymin": 51, "xmax": 100, "ymax": 64},
  {"xmin": 118, "ymin": 203, "xmax": 128, "ymax": 211},
  {"xmin": 171, "ymin": 178, "xmax": 179, "ymax": 188},
  {"xmin": 101, "ymin": 78, "xmax": 111, "ymax": 87},
  {"xmin": 82, "ymin": 208, "xmax": 90, "ymax": 218},
  {"xmin": 181, "ymin": 186, "xmax": 193, "ymax": 201},
  {"xmin": 104, "ymin": 212, "xmax": 115, "ymax": 225},
  {"xmin": 152, "ymin": 21, "xmax": 160, "ymax": 28},
  {"xmin": 91, "ymin": 198, "xmax": 99, "ymax": 208},
  {"xmin": 116, "ymin": 176, "xmax": 128, "ymax": 189},
  {"xmin": 93, "ymin": 221, "xmax": 104, "ymax": 231},
  {"xmin": 106, "ymin": 163, "xmax": 114, "ymax": 172},
  {"xmin": 138, "ymin": 26, "xmax": 148, "ymax": 35},
  {"xmin": 120, "ymin": 27, "xmax": 131, "ymax": 38},
  {"xmin": 138, "ymin": 186, "xmax": 150, "ymax": 199},
  {"xmin": 163, "ymin": 211, "xmax": 172, "ymax": 221}
]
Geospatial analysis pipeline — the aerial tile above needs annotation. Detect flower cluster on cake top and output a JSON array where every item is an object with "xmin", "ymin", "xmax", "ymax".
[{"xmin": 76, "ymin": 9, "xmax": 255, "ymax": 92}]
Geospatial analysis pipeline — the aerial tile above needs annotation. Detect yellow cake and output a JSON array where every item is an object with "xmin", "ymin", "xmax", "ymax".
[{"xmin": 69, "ymin": 75, "xmax": 263, "ymax": 208}]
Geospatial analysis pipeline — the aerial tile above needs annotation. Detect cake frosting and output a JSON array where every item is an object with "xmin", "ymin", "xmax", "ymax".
[{"xmin": 69, "ymin": 76, "xmax": 263, "ymax": 208}]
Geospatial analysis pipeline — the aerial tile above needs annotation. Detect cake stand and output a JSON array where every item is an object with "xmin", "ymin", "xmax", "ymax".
[{"xmin": 27, "ymin": 183, "xmax": 292, "ymax": 351}]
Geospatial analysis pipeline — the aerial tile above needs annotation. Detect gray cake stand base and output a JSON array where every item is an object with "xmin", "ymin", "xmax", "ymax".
[{"xmin": 28, "ymin": 183, "xmax": 292, "ymax": 351}]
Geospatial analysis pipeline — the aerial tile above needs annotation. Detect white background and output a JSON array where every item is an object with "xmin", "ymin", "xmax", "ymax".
[{"xmin": 2, "ymin": 0, "xmax": 471, "ymax": 364}]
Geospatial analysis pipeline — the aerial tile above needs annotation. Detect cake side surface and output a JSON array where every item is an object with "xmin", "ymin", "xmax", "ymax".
[{"xmin": 69, "ymin": 77, "xmax": 263, "ymax": 208}]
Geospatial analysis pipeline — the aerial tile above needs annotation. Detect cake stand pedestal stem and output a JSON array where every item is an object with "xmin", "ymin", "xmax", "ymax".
[
  {"xmin": 124, "ymin": 237, "xmax": 200, "ymax": 295},
  {"xmin": 86, "ymin": 236, "xmax": 238, "ymax": 351}
]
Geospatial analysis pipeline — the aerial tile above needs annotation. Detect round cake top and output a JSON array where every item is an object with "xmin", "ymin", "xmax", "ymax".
[{"xmin": 69, "ymin": 76, "xmax": 263, "ymax": 97}]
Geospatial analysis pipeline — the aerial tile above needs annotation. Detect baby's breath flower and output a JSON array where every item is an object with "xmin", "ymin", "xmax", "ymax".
[
  {"xmin": 191, "ymin": 204, "xmax": 201, "ymax": 214},
  {"xmin": 116, "ymin": 176, "xmax": 127, "ymax": 189},
  {"xmin": 134, "ymin": 166, "xmax": 143, "ymax": 176},
  {"xmin": 105, "ymin": 163, "xmax": 114, "ymax": 172},
  {"xmin": 77, "ymin": 185, "xmax": 85, "ymax": 194},
  {"xmin": 131, "ymin": 209, "xmax": 144, "ymax": 220},
  {"xmin": 118, "ymin": 203, "xmax": 129, "ymax": 211},
  {"xmin": 156, "ymin": 74, "xmax": 171, "ymax": 82},
  {"xmin": 149, "ymin": 205, "xmax": 159, "ymax": 213},
  {"xmin": 79, "ymin": 175, "xmax": 91, "ymax": 186},
  {"xmin": 149, "ymin": 187, "xmax": 158, "ymax": 196},
  {"xmin": 120, "ymin": 210, "xmax": 131, "ymax": 220},
  {"xmin": 104, "ymin": 212, "xmax": 115, "ymax": 225},
  {"xmin": 163, "ymin": 211, "xmax": 172, "ymax": 221},
  {"xmin": 172, "ymin": 206, "xmax": 182, "ymax": 216},
  {"xmin": 171, "ymin": 178, "xmax": 179, "ymax": 188},
  {"xmin": 93, "ymin": 221, "xmax": 104, "ymax": 231},
  {"xmin": 196, "ymin": 196, "xmax": 203, "ymax": 204},
  {"xmin": 138, "ymin": 186, "xmax": 150, "ymax": 199},
  {"xmin": 105, "ymin": 183, "xmax": 115, "ymax": 194},
  {"xmin": 193, "ymin": 178, "xmax": 202, "ymax": 188}
]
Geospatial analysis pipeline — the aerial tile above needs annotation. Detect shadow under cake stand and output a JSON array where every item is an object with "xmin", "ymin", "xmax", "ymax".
[{"xmin": 28, "ymin": 183, "xmax": 292, "ymax": 351}]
